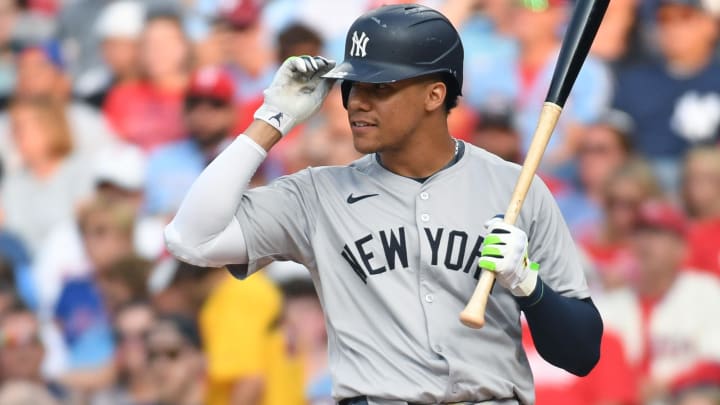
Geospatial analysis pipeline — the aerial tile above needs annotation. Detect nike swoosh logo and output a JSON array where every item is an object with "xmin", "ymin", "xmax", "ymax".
[{"xmin": 346, "ymin": 193, "xmax": 379, "ymax": 204}]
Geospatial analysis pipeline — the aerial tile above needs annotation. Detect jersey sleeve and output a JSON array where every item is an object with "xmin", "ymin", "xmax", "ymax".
[
  {"xmin": 233, "ymin": 168, "xmax": 318, "ymax": 277},
  {"xmin": 525, "ymin": 176, "xmax": 590, "ymax": 299}
]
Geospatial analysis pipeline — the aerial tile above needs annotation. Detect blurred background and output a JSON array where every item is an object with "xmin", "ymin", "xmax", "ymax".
[{"xmin": 0, "ymin": 0, "xmax": 718, "ymax": 404}]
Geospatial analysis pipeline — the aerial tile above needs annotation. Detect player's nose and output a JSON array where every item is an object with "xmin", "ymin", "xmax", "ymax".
[{"xmin": 347, "ymin": 84, "xmax": 372, "ymax": 112}]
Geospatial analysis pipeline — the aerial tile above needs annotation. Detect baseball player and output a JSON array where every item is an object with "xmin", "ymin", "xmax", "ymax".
[{"xmin": 165, "ymin": 4, "xmax": 603, "ymax": 405}]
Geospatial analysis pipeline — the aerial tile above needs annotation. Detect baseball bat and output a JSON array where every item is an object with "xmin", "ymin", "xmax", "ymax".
[{"xmin": 460, "ymin": 0, "xmax": 610, "ymax": 329}]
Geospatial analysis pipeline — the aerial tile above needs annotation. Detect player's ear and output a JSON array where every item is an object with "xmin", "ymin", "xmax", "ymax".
[{"xmin": 425, "ymin": 81, "xmax": 446, "ymax": 113}]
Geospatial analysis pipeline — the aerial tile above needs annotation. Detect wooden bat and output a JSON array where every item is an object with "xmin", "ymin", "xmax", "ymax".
[{"xmin": 460, "ymin": 0, "xmax": 610, "ymax": 329}]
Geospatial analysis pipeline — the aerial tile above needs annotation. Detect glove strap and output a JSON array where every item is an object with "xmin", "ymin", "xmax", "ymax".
[{"xmin": 254, "ymin": 104, "xmax": 296, "ymax": 136}]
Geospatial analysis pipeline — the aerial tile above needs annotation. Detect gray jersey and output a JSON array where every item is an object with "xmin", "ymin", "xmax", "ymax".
[{"xmin": 233, "ymin": 142, "xmax": 588, "ymax": 404}]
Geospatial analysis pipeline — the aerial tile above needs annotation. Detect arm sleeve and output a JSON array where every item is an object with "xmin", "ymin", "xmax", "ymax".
[
  {"xmin": 517, "ymin": 280, "xmax": 603, "ymax": 377},
  {"xmin": 164, "ymin": 135, "xmax": 267, "ymax": 268}
]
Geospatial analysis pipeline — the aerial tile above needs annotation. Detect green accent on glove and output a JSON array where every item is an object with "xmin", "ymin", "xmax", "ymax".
[
  {"xmin": 478, "ymin": 259, "xmax": 497, "ymax": 272},
  {"xmin": 483, "ymin": 235, "xmax": 503, "ymax": 245},
  {"xmin": 529, "ymin": 261, "xmax": 540, "ymax": 271},
  {"xmin": 481, "ymin": 246, "xmax": 503, "ymax": 258}
]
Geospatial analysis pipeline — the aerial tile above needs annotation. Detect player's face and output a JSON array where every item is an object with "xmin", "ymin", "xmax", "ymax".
[{"xmin": 346, "ymin": 77, "xmax": 438, "ymax": 154}]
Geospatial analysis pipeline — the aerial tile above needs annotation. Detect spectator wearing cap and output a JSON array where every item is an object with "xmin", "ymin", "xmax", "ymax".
[
  {"xmin": 462, "ymin": 0, "xmax": 612, "ymax": 176},
  {"xmin": 1, "ymin": 97, "xmax": 95, "ymax": 253},
  {"xmin": 103, "ymin": 9, "xmax": 191, "ymax": 153},
  {"xmin": 144, "ymin": 66, "xmax": 238, "ymax": 216},
  {"xmin": 613, "ymin": 0, "xmax": 720, "ymax": 192},
  {"xmin": 146, "ymin": 315, "xmax": 205, "ymax": 405},
  {"xmin": 215, "ymin": 0, "xmax": 276, "ymax": 106},
  {"xmin": 75, "ymin": 1, "xmax": 145, "ymax": 109},
  {"xmin": 0, "ymin": 44, "xmax": 117, "ymax": 176},
  {"xmin": 683, "ymin": 146, "xmax": 720, "ymax": 279},
  {"xmin": 598, "ymin": 200, "xmax": 720, "ymax": 404}
]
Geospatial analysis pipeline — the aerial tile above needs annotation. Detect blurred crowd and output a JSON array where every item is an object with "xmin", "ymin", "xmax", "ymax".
[{"xmin": 0, "ymin": 0, "xmax": 718, "ymax": 404}]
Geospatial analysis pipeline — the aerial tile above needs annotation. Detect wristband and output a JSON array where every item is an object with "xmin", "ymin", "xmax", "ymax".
[{"xmin": 254, "ymin": 104, "xmax": 296, "ymax": 136}]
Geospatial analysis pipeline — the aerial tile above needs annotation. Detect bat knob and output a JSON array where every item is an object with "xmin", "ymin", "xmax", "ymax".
[{"xmin": 459, "ymin": 311, "xmax": 485, "ymax": 329}]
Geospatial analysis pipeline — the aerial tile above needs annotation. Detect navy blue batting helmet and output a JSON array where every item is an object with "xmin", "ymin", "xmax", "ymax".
[{"xmin": 323, "ymin": 4, "xmax": 464, "ymax": 106}]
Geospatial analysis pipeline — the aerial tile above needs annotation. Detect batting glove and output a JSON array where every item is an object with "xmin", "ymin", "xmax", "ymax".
[
  {"xmin": 254, "ymin": 55, "xmax": 336, "ymax": 136},
  {"xmin": 478, "ymin": 217, "xmax": 539, "ymax": 297}
]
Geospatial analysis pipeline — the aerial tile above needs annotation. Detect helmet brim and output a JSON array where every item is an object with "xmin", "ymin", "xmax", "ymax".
[{"xmin": 322, "ymin": 59, "xmax": 450, "ymax": 84}]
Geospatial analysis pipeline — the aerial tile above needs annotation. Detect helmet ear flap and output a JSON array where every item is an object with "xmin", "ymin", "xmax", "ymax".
[{"xmin": 341, "ymin": 81, "xmax": 353, "ymax": 110}]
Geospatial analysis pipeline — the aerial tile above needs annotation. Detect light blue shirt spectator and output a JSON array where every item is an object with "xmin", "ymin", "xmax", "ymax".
[{"xmin": 144, "ymin": 140, "xmax": 206, "ymax": 216}]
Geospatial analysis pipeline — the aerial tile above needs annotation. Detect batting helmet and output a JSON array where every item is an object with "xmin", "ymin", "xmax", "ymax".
[{"xmin": 322, "ymin": 4, "xmax": 464, "ymax": 106}]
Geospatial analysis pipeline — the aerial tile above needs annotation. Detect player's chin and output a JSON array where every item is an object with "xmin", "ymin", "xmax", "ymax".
[{"xmin": 351, "ymin": 128, "xmax": 381, "ymax": 154}]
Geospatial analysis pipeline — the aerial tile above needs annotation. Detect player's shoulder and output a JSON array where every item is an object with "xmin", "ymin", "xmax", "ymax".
[
  {"xmin": 298, "ymin": 154, "xmax": 377, "ymax": 180},
  {"xmin": 463, "ymin": 142, "xmax": 552, "ymax": 193},
  {"xmin": 672, "ymin": 271, "xmax": 720, "ymax": 298}
]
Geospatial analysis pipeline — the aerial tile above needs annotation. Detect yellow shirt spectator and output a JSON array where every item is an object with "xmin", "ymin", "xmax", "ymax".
[{"xmin": 200, "ymin": 272, "xmax": 305, "ymax": 405}]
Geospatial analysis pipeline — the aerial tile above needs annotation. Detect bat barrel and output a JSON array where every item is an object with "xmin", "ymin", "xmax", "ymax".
[{"xmin": 546, "ymin": 0, "xmax": 610, "ymax": 107}]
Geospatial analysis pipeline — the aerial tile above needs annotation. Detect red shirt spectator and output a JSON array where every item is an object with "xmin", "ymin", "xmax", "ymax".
[
  {"xmin": 104, "ymin": 82, "xmax": 186, "ymax": 152},
  {"xmin": 686, "ymin": 218, "xmax": 720, "ymax": 278},
  {"xmin": 523, "ymin": 322, "xmax": 637, "ymax": 405}
]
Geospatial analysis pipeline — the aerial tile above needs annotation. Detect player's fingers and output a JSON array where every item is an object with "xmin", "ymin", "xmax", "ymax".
[
  {"xmin": 291, "ymin": 57, "xmax": 308, "ymax": 73},
  {"xmin": 305, "ymin": 55, "xmax": 319, "ymax": 71},
  {"xmin": 483, "ymin": 215, "xmax": 505, "ymax": 230},
  {"xmin": 481, "ymin": 243, "xmax": 507, "ymax": 259},
  {"xmin": 477, "ymin": 256, "xmax": 500, "ymax": 272}
]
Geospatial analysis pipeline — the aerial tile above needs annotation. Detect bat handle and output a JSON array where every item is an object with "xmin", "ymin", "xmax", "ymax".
[{"xmin": 460, "ymin": 102, "xmax": 563, "ymax": 329}]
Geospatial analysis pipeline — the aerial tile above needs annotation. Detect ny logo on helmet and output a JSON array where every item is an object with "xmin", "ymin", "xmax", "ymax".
[{"xmin": 350, "ymin": 31, "xmax": 369, "ymax": 58}]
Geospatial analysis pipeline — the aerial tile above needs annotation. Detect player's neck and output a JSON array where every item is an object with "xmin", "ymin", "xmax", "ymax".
[{"xmin": 378, "ymin": 125, "xmax": 456, "ymax": 179}]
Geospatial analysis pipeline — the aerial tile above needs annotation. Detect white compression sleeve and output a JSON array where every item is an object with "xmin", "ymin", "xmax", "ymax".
[{"xmin": 164, "ymin": 135, "xmax": 266, "ymax": 267}]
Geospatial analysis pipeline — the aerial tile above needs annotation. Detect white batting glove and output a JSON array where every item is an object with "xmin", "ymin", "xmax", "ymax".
[
  {"xmin": 478, "ymin": 217, "xmax": 539, "ymax": 297},
  {"xmin": 254, "ymin": 55, "xmax": 336, "ymax": 136}
]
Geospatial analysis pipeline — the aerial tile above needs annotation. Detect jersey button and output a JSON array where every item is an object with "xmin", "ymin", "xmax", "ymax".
[
  {"xmin": 420, "ymin": 214, "xmax": 430, "ymax": 222},
  {"xmin": 425, "ymin": 294, "xmax": 434, "ymax": 303},
  {"xmin": 433, "ymin": 344, "xmax": 443, "ymax": 353},
  {"xmin": 420, "ymin": 192, "xmax": 429, "ymax": 200}
]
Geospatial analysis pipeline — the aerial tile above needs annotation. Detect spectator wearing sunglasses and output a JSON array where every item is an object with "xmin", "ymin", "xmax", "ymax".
[
  {"xmin": 92, "ymin": 301, "xmax": 157, "ymax": 405},
  {"xmin": 146, "ymin": 315, "xmax": 204, "ymax": 405},
  {"xmin": 144, "ymin": 66, "xmax": 237, "ymax": 217}
]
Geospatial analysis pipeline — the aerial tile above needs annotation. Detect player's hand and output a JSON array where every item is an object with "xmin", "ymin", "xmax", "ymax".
[
  {"xmin": 478, "ymin": 217, "xmax": 539, "ymax": 297},
  {"xmin": 254, "ymin": 55, "xmax": 336, "ymax": 136}
]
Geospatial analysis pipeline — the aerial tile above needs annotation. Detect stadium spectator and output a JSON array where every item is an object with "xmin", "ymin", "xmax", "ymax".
[
  {"xmin": 96, "ymin": 256, "xmax": 151, "ymax": 317},
  {"xmin": 559, "ymin": 109, "xmax": 635, "ymax": 233},
  {"xmin": 92, "ymin": 300, "xmax": 157, "ymax": 405},
  {"xmin": 683, "ymin": 146, "xmax": 720, "ymax": 278},
  {"xmin": 146, "ymin": 315, "xmax": 205, "ymax": 405},
  {"xmin": 613, "ymin": 0, "xmax": 720, "ymax": 191},
  {"xmin": 50, "ymin": 197, "xmax": 138, "ymax": 394},
  {"xmin": 152, "ymin": 260, "xmax": 304, "ymax": 405},
  {"xmin": 75, "ymin": 1, "xmax": 145, "ymax": 109},
  {"xmin": 1, "ymin": 97, "xmax": 94, "ymax": 253},
  {"xmin": 580, "ymin": 159, "xmax": 663, "ymax": 289},
  {"xmin": 215, "ymin": 0, "xmax": 275, "ymax": 105},
  {"xmin": 144, "ymin": 66, "xmax": 236, "ymax": 216},
  {"xmin": 31, "ymin": 142, "xmax": 159, "ymax": 323},
  {"xmin": 598, "ymin": 200, "xmax": 720, "ymax": 404},
  {"xmin": 280, "ymin": 277, "xmax": 332, "ymax": 405},
  {"xmin": 468, "ymin": 99, "xmax": 521, "ymax": 163},
  {"xmin": 103, "ymin": 9, "xmax": 190, "ymax": 152},
  {"xmin": 0, "ymin": 45, "xmax": 117, "ymax": 175},
  {"xmin": 0, "ymin": 304, "xmax": 63, "ymax": 402},
  {"xmin": 463, "ymin": 0, "xmax": 612, "ymax": 175}
]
